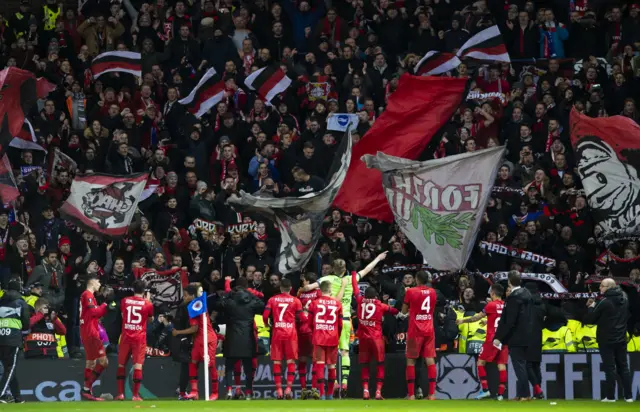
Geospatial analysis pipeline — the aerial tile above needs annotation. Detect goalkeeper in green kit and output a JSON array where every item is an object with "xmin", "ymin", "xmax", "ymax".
[{"xmin": 301, "ymin": 251, "xmax": 388, "ymax": 398}]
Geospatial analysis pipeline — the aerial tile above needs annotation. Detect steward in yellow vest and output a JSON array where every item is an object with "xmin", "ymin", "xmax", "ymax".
[
  {"xmin": 542, "ymin": 325, "xmax": 575, "ymax": 353},
  {"xmin": 575, "ymin": 324, "xmax": 598, "ymax": 352}
]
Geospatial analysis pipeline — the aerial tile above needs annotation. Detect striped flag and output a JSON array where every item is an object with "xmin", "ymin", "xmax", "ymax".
[
  {"xmin": 415, "ymin": 51, "xmax": 462, "ymax": 76},
  {"xmin": 457, "ymin": 25, "xmax": 510, "ymax": 62},
  {"xmin": 139, "ymin": 174, "xmax": 160, "ymax": 202},
  {"xmin": 179, "ymin": 68, "xmax": 225, "ymax": 118},
  {"xmin": 10, "ymin": 118, "xmax": 46, "ymax": 152},
  {"xmin": 0, "ymin": 154, "xmax": 19, "ymax": 203},
  {"xmin": 244, "ymin": 65, "xmax": 292, "ymax": 103},
  {"xmin": 415, "ymin": 25, "xmax": 510, "ymax": 76},
  {"xmin": 91, "ymin": 51, "xmax": 142, "ymax": 79}
]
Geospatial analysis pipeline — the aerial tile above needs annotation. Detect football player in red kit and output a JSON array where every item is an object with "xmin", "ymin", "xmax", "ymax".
[
  {"xmin": 297, "ymin": 272, "xmax": 322, "ymax": 398},
  {"xmin": 80, "ymin": 274, "xmax": 110, "ymax": 401},
  {"xmin": 351, "ymin": 271, "xmax": 398, "ymax": 400},
  {"xmin": 115, "ymin": 280, "xmax": 154, "ymax": 401},
  {"xmin": 457, "ymin": 283, "xmax": 508, "ymax": 400},
  {"xmin": 172, "ymin": 284, "xmax": 219, "ymax": 400},
  {"xmin": 263, "ymin": 278, "xmax": 304, "ymax": 399},
  {"xmin": 307, "ymin": 280, "xmax": 344, "ymax": 400},
  {"xmin": 401, "ymin": 270, "xmax": 437, "ymax": 400}
]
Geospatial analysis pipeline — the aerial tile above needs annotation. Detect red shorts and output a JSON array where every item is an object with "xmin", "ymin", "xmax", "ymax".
[
  {"xmin": 358, "ymin": 338, "xmax": 385, "ymax": 364},
  {"xmin": 191, "ymin": 340, "xmax": 217, "ymax": 364},
  {"xmin": 313, "ymin": 345, "xmax": 338, "ymax": 365},
  {"xmin": 298, "ymin": 334, "xmax": 313, "ymax": 358},
  {"xmin": 82, "ymin": 336, "xmax": 106, "ymax": 361},
  {"xmin": 479, "ymin": 341, "xmax": 509, "ymax": 364},
  {"xmin": 118, "ymin": 340, "xmax": 147, "ymax": 366},
  {"xmin": 271, "ymin": 339, "xmax": 298, "ymax": 361},
  {"xmin": 406, "ymin": 335, "xmax": 436, "ymax": 359}
]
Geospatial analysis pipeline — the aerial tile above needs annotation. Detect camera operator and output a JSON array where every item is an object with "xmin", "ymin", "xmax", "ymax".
[
  {"xmin": 0, "ymin": 277, "xmax": 30, "ymax": 404},
  {"xmin": 25, "ymin": 298, "xmax": 67, "ymax": 359},
  {"xmin": 148, "ymin": 306, "xmax": 173, "ymax": 353}
]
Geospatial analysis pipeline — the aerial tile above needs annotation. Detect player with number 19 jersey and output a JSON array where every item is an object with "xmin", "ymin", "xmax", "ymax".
[
  {"xmin": 479, "ymin": 299, "xmax": 508, "ymax": 363},
  {"xmin": 403, "ymin": 285, "xmax": 437, "ymax": 359}
]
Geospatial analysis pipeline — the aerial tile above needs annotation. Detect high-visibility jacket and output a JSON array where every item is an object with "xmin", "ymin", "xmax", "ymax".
[
  {"xmin": 627, "ymin": 334, "xmax": 640, "ymax": 352},
  {"xmin": 567, "ymin": 319, "xmax": 581, "ymax": 338},
  {"xmin": 254, "ymin": 314, "xmax": 270, "ymax": 338},
  {"xmin": 43, "ymin": 5, "xmax": 61, "ymax": 31},
  {"xmin": 454, "ymin": 309, "xmax": 484, "ymax": 354},
  {"xmin": 542, "ymin": 326, "xmax": 576, "ymax": 353},
  {"xmin": 454, "ymin": 308, "xmax": 467, "ymax": 353},
  {"xmin": 575, "ymin": 324, "xmax": 598, "ymax": 352}
]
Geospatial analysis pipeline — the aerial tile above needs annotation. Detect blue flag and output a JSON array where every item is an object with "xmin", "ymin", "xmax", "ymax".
[{"xmin": 187, "ymin": 293, "xmax": 207, "ymax": 318}]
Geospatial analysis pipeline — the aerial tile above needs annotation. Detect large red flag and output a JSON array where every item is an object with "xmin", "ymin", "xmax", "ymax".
[{"xmin": 333, "ymin": 74, "xmax": 467, "ymax": 222}]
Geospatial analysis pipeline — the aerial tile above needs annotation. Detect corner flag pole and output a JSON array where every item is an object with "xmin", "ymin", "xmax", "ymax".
[{"xmin": 203, "ymin": 311, "xmax": 210, "ymax": 401}]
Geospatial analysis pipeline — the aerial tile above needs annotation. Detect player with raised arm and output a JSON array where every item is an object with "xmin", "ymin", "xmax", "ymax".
[
  {"xmin": 401, "ymin": 270, "xmax": 437, "ymax": 400},
  {"xmin": 80, "ymin": 274, "xmax": 110, "ymax": 401},
  {"xmin": 307, "ymin": 280, "xmax": 344, "ymax": 400},
  {"xmin": 302, "ymin": 251, "xmax": 387, "ymax": 397},
  {"xmin": 352, "ymin": 270, "xmax": 398, "ymax": 400},
  {"xmin": 457, "ymin": 283, "xmax": 508, "ymax": 400},
  {"xmin": 263, "ymin": 278, "xmax": 304, "ymax": 399},
  {"xmin": 297, "ymin": 272, "xmax": 322, "ymax": 399},
  {"xmin": 115, "ymin": 280, "xmax": 155, "ymax": 401}
]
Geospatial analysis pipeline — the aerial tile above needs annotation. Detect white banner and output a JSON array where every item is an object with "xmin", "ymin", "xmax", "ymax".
[
  {"xmin": 364, "ymin": 146, "xmax": 505, "ymax": 271},
  {"xmin": 327, "ymin": 113, "xmax": 359, "ymax": 132}
]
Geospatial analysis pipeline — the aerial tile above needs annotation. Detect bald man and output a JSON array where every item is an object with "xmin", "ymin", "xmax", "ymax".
[{"xmin": 584, "ymin": 278, "xmax": 633, "ymax": 402}]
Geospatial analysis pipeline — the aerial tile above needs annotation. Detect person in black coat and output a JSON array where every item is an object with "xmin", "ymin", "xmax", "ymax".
[
  {"xmin": 494, "ymin": 271, "xmax": 533, "ymax": 400},
  {"xmin": 214, "ymin": 277, "xmax": 265, "ymax": 399},
  {"xmin": 171, "ymin": 301, "xmax": 193, "ymax": 399},
  {"xmin": 524, "ymin": 282, "xmax": 547, "ymax": 400},
  {"xmin": 583, "ymin": 279, "xmax": 633, "ymax": 402}
]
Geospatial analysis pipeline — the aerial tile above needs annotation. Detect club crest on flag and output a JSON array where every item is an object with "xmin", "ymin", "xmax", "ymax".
[
  {"xmin": 188, "ymin": 293, "xmax": 207, "ymax": 318},
  {"xmin": 81, "ymin": 182, "xmax": 136, "ymax": 228}
]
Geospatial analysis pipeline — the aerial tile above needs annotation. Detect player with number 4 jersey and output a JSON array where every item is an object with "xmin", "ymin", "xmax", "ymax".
[
  {"xmin": 352, "ymin": 271, "xmax": 398, "ymax": 400},
  {"xmin": 116, "ymin": 280, "xmax": 154, "ymax": 401},
  {"xmin": 401, "ymin": 271, "xmax": 437, "ymax": 400},
  {"xmin": 457, "ymin": 284, "xmax": 508, "ymax": 400}
]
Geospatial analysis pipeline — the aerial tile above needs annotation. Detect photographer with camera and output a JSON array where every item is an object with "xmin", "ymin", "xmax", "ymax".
[{"xmin": 25, "ymin": 298, "xmax": 67, "ymax": 359}]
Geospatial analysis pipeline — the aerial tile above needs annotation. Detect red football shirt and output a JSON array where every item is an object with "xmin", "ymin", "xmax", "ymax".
[
  {"xmin": 355, "ymin": 295, "xmax": 394, "ymax": 340},
  {"xmin": 308, "ymin": 296, "xmax": 343, "ymax": 346},
  {"xmin": 403, "ymin": 286, "xmax": 437, "ymax": 338},
  {"xmin": 298, "ymin": 289, "xmax": 322, "ymax": 335},
  {"xmin": 483, "ymin": 299, "xmax": 504, "ymax": 342},
  {"xmin": 264, "ymin": 293, "xmax": 302, "ymax": 341},
  {"xmin": 80, "ymin": 290, "xmax": 107, "ymax": 339},
  {"xmin": 189, "ymin": 313, "xmax": 217, "ymax": 345},
  {"xmin": 120, "ymin": 296, "xmax": 154, "ymax": 343}
]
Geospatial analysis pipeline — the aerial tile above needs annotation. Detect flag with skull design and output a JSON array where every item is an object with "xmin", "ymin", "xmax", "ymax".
[{"xmin": 570, "ymin": 108, "xmax": 640, "ymax": 245}]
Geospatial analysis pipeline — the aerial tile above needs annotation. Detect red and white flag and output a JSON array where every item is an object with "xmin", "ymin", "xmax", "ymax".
[
  {"xmin": 91, "ymin": 51, "xmax": 142, "ymax": 79},
  {"xmin": 244, "ymin": 65, "xmax": 292, "ymax": 103},
  {"xmin": 179, "ymin": 68, "xmax": 224, "ymax": 118},
  {"xmin": 10, "ymin": 118, "xmax": 46, "ymax": 152},
  {"xmin": 139, "ymin": 174, "xmax": 161, "ymax": 201},
  {"xmin": 60, "ymin": 173, "xmax": 147, "ymax": 238},
  {"xmin": 0, "ymin": 154, "xmax": 19, "ymax": 203},
  {"xmin": 48, "ymin": 147, "xmax": 77, "ymax": 184},
  {"xmin": 415, "ymin": 51, "xmax": 462, "ymax": 76}
]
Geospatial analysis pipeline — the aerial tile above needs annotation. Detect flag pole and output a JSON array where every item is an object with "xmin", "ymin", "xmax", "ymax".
[{"xmin": 203, "ymin": 310, "xmax": 210, "ymax": 401}]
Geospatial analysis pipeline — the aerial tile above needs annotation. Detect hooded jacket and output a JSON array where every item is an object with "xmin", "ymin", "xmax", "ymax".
[
  {"xmin": 216, "ymin": 288, "xmax": 265, "ymax": 358},
  {"xmin": 0, "ymin": 290, "xmax": 31, "ymax": 346},
  {"xmin": 583, "ymin": 286, "xmax": 629, "ymax": 344}
]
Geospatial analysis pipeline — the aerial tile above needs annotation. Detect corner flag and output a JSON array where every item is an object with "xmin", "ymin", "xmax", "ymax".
[{"xmin": 187, "ymin": 293, "xmax": 207, "ymax": 318}]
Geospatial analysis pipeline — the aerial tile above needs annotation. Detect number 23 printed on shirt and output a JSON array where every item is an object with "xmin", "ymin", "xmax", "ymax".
[{"xmin": 315, "ymin": 303, "xmax": 338, "ymax": 324}]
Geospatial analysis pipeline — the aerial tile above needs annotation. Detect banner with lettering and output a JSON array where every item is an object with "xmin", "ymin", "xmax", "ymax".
[
  {"xmin": 364, "ymin": 146, "xmax": 505, "ymax": 271},
  {"xmin": 479, "ymin": 241, "xmax": 556, "ymax": 268},
  {"xmin": 139, "ymin": 270, "xmax": 183, "ymax": 310}
]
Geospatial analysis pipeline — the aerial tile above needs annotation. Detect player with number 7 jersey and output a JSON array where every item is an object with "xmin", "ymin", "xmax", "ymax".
[{"xmin": 116, "ymin": 280, "xmax": 154, "ymax": 401}]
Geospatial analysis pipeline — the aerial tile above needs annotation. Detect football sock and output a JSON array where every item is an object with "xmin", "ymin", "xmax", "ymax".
[
  {"xmin": 498, "ymin": 370, "xmax": 507, "ymax": 396},
  {"xmin": 427, "ymin": 364, "xmax": 437, "ymax": 396},
  {"xmin": 361, "ymin": 363, "xmax": 370, "ymax": 390},
  {"xmin": 478, "ymin": 365, "xmax": 488, "ymax": 391},
  {"xmin": 210, "ymin": 365, "xmax": 218, "ymax": 395},
  {"xmin": 286, "ymin": 363, "xmax": 296, "ymax": 389},
  {"xmin": 189, "ymin": 363, "xmax": 198, "ymax": 394},
  {"xmin": 533, "ymin": 384, "xmax": 543, "ymax": 396},
  {"xmin": 327, "ymin": 368, "xmax": 337, "ymax": 396},
  {"xmin": 406, "ymin": 365, "xmax": 416, "ymax": 397},
  {"xmin": 376, "ymin": 362, "xmax": 385, "ymax": 392},
  {"xmin": 116, "ymin": 367, "xmax": 125, "ymax": 395},
  {"xmin": 298, "ymin": 361, "xmax": 307, "ymax": 389},
  {"xmin": 133, "ymin": 369, "xmax": 143, "ymax": 397}
]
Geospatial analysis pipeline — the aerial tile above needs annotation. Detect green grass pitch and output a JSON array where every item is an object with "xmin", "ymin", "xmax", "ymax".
[{"xmin": 5, "ymin": 399, "xmax": 637, "ymax": 412}]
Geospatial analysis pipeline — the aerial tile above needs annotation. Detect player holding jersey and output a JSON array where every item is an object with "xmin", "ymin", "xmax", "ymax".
[
  {"xmin": 80, "ymin": 274, "xmax": 110, "ymax": 401},
  {"xmin": 263, "ymin": 279, "xmax": 304, "ymax": 399},
  {"xmin": 401, "ymin": 271, "xmax": 437, "ymax": 400},
  {"xmin": 303, "ymin": 251, "xmax": 387, "ymax": 396},
  {"xmin": 297, "ymin": 273, "xmax": 322, "ymax": 398},
  {"xmin": 351, "ymin": 271, "xmax": 398, "ymax": 400},
  {"xmin": 457, "ymin": 284, "xmax": 507, "ymax": 400},
  {"xmin": 308, "ymin": 281, "xmax": 343, "ymax": 400},
  {"xmin": 115, "ymin": 280, "xmax": 154, "ymax": 401}
]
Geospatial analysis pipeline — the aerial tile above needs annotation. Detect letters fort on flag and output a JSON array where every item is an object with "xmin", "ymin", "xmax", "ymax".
[
  {"xmin": 229, "ymin": 127, "xmax": 353, "ymax": 274},
  {"xmin": 364, "ymin": 146, "xmax": 505, "ymax": 271},
  {"xmin": 60, "ymin": 173, "xmax": 148, "ymax": 238},
  {"xmin": 570, "ymin": 108, "xmax": 640, "ymax": 245}
]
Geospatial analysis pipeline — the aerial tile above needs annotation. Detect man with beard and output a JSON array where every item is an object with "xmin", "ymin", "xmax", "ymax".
[{"xmin": 27, "ymin": 250, "xmax": 66, "ymax": 310}]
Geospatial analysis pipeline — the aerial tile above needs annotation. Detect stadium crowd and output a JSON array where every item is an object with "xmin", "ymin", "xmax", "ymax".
[{"xmin": 1, "ymin": 0, "xmax": 640, "ymax": 403}]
